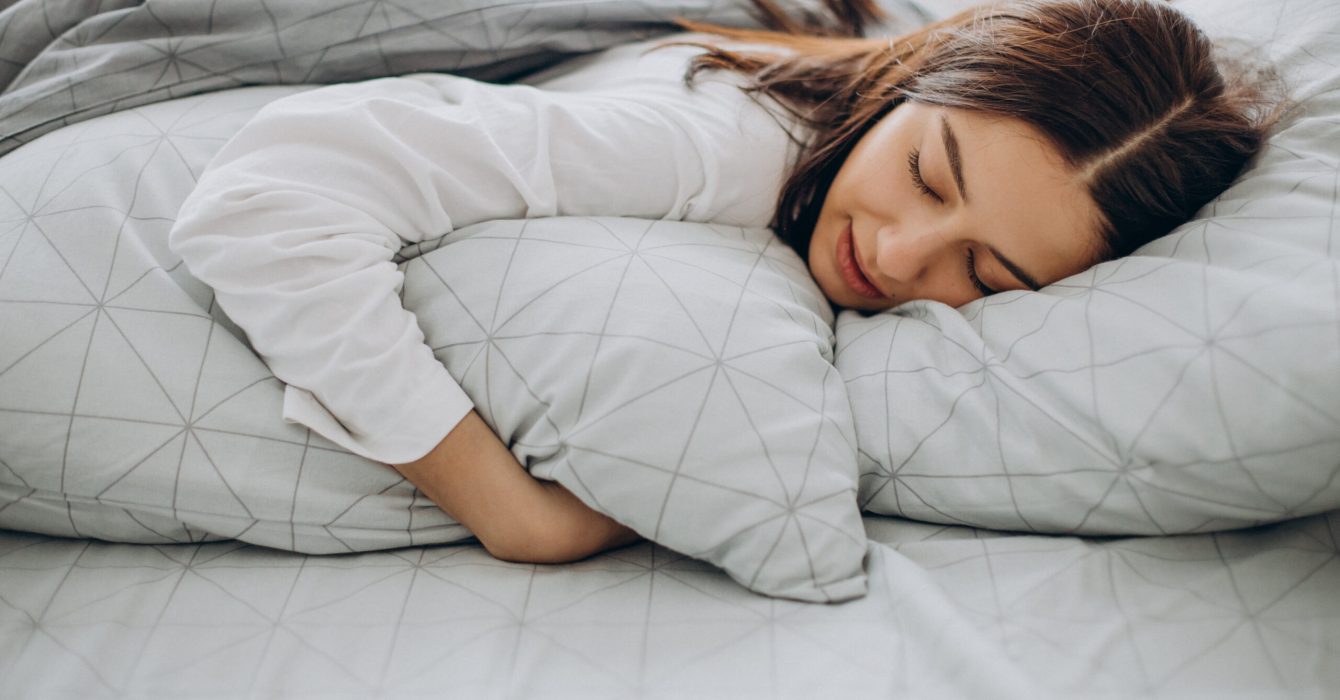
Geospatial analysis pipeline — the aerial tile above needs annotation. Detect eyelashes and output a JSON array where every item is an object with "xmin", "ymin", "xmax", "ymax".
[
  {"xmin": 906, "ymin": 147, "xmax": 942, "ymax": 202},
  {"xmin": 966, "ymin": 249, "xmax": 996, "ymax": 296},
  {"xmin": 908, "ymin": 147, "xmax": 992, "ymax": 297}
]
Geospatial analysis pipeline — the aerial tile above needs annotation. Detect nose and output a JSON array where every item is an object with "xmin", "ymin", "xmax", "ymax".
[{"xmin": 872, "ymin": 223, "xmax": 945, "ymax": 288}]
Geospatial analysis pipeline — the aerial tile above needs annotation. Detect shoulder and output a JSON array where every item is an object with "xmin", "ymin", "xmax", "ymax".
[
  {"xmin": 250, "ymin": 32, "xmax": 799, "ymax": 129},
  {"xmin": 520, "ymin": 32, "xmax": 755, "ymax": 92},
  {"xmin": 522, "ymin": 33, "xmax": 793, "ymax": 116},
  {"xmin": 520, "ymin": 32, "xmax": 804, "ymax": 143}
]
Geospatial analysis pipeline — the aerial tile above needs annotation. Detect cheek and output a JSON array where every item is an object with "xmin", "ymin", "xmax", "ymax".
[
  {"xmin": 806, "ymin": 223, "xmax": 827, "ymax": 267},
  {"xmin": 842, "ymin": 150, "xmax": 907, "ymax": 214},
  {"xmin": 853, "ymin": 173, "xmax": 893, "ymax": 212}
]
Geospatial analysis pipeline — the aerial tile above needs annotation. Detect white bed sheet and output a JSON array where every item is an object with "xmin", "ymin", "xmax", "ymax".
[{"xmin": 2, "ymin": 512, "xmax": 1336, "ymax": 699}]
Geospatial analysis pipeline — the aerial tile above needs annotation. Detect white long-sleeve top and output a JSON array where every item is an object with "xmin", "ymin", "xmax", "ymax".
[{"xmin": 168, "ymin": 35, "xmax": 801, "ymax": 465}]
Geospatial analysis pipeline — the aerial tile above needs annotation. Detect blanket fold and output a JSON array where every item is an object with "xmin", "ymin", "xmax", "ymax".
[{"xmin": 0, "ymin": 0, "xmax": 827, "ymax": 156}]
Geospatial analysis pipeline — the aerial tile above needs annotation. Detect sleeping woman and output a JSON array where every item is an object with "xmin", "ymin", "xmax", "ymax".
[{"xmin": 168, "ymin": 0, "xmax": 1278, "ymax": 564}]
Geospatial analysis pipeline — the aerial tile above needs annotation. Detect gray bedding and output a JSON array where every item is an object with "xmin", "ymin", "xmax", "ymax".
[
  {"xmin": 0, "ymin": 0, "xmax": 831, "ymax": 156},
  {"xmin": 2, "ymin": 514, "xmax": 1337, "ymax": 698},
  {"xmin": 1, "ymin": 0, "xmax": 1336, "ymax": 696}
]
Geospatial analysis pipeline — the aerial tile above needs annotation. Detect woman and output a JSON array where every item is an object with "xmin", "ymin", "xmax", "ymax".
[{"xmin": 168, "ymin": 0, "xmax": 1278, "ymax": 564}]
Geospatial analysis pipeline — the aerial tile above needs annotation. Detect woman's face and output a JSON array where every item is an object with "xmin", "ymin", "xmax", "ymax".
[{"xmin": 808, "ymin": 101, "xmax": 1103, "ymax": 311}]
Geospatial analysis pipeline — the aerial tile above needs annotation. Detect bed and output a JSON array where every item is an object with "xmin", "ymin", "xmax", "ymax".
[
  {"xmin": 1, "ymin": 0, "xmax": 1337, "ymax": 697},
  {"xmin": 2, "ymin": 513, "xmax": 1335, "ymax": 698}
]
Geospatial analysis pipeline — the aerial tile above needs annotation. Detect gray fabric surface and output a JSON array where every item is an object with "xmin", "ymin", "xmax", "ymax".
[
  {"xmin": 404, "ymin": 217, "xmax": 869, "ymax": 602},
  {"xmin": 2, "ymin": 512, "xmax": 1337, "ymax": 698},
  {"xmin": 0, "ymin": 0, "xmax": 830, "ymax": 157}
]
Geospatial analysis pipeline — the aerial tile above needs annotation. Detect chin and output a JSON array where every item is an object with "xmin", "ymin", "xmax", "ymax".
[{"xmin": 817, "ymin": 279, "xmax": 890, "ymax": 312}]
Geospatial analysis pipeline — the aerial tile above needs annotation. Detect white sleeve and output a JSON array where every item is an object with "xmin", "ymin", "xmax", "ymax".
[{"xmin": 168, "ymin": 44, "xmax": 796, "ymax": 465}]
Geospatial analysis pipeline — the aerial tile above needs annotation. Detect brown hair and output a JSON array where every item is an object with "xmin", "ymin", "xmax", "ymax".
[{"xmin": 669, "ymin": 0, "xmax": 1283, "ymax": 263}]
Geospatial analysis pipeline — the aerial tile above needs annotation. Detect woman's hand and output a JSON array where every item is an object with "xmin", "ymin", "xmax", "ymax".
[{"xmin": 391, "ymin": 411, "xmax": 641, "ymax": 563}]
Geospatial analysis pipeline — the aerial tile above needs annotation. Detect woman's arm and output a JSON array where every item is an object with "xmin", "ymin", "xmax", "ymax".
[
  {"xmin": 168, "ymin": 48, "xmax": 791, "ymax": 560},
  {"xmin": 393, "ymin": 411, "xmax": 640, "ymax": 563},
  {"xmin": 169, "ymin": 64, "xmax": 789, "ymax": 466}
]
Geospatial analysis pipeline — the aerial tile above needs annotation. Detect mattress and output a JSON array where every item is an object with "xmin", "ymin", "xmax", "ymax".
[{"xmin": 2, "ymin": 513, "xmax": 1336, "ymax": 698}]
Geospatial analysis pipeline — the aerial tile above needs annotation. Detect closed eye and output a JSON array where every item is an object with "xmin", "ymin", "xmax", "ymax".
[
  {"xmin": 966, "ymin": 249, "xmax": 997, "ymax": 296},
  {"xmin": 907, "ymin": 148, "xmax": 943, "ymax": 203}
]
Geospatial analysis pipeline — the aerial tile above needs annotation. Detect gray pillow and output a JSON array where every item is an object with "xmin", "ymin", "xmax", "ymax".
[
  {"xmin": 840, "ymin": 0, "xmax": 1340, "ymax": 534},
  {"xmin": 405, "ymin": 217, "xmax": 868, "ymax": 602},
  {"xmin": 0, "ymin": 85, "xmax": 868, "ymax": 602}
]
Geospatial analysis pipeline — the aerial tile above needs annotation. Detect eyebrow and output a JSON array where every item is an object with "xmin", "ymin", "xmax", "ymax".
[
  {"xmin": 940, "ymin": 115, "xmax": 968, "ymax": 203},
  {"xmin": 986, "ymin": 244, "xmax": 1043, "ymax": 291}
]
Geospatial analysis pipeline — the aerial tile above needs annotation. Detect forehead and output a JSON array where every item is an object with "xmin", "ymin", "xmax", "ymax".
[{"xmin": 911, "ymin": 103, "xmax": 1103, "ymax": 282}]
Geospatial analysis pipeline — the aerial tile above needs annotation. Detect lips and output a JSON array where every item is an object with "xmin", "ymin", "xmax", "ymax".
[{"xmin": 836, "ymin": 223, "xmax": 886, "ymax": 300}]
